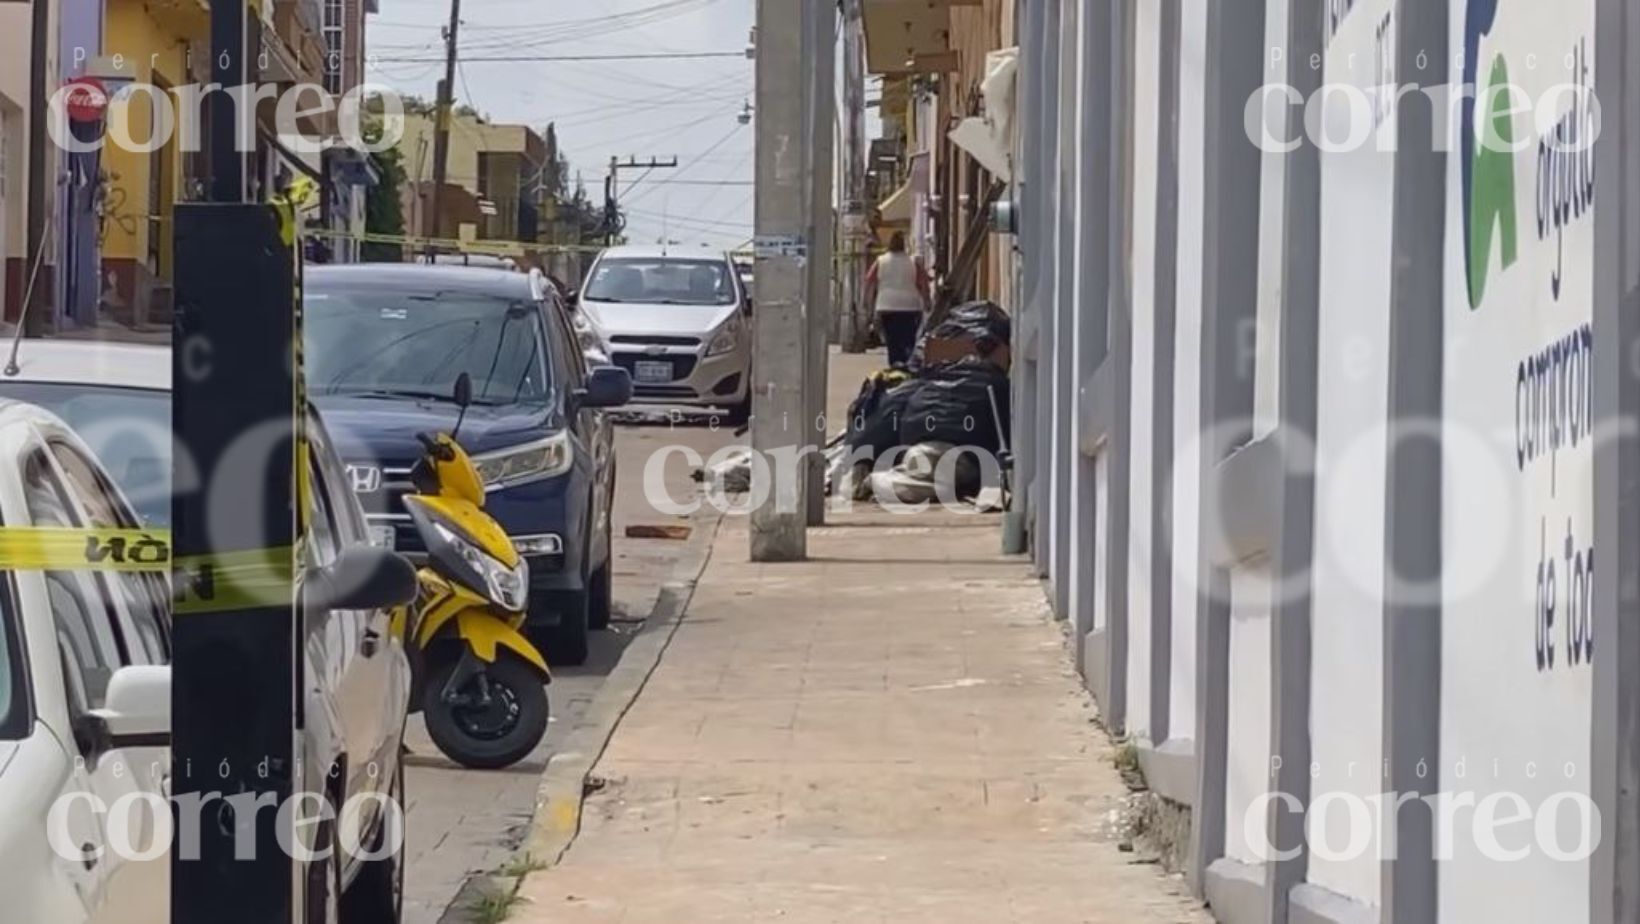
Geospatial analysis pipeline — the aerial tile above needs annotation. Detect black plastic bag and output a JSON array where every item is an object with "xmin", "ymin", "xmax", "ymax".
[
  {"xmin": 898, "ymin": 357, "xmax": 1011, "ymax": 453},
  {"xmin": 912, "ymin": 299, "xmax": 1011, "ymax": 371},
  {"xmin": 845, "ymin": 370, "xmax": 918, "ymax": 457}
]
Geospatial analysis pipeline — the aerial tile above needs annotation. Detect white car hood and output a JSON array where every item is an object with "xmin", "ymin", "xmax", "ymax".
[{"xmin": 581, "ymin": 300, "xmax": 738, "ymax": 339}]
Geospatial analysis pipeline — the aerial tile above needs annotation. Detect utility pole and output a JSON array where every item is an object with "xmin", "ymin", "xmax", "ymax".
[
  {"xmin": 603, "ymin": 155, "xmax": 678, "ymax": 244},
  {"xmin": 172, "ymin": 0, "xmax": 305, "ymax": 919},
  {"xmin": 23, "ymin": 0, "xmax": 51, "ymax": 335},
  {"xmin": 802, "ymin": 0, "xmax": 836, "ymax": 525},
  {"xmin": 749, "ymin": 0, "xmax": 816, "ymax": 560},
  {"xmin": 837, "ymin": 0, "xmax": 869, "ymax": 353},
  {"xmin": 427, "ymin": 0, "xmax": 462, "ymax": 255}
]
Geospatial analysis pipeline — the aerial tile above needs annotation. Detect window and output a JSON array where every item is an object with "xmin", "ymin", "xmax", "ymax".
[
  {"xmin": 309, "ymin": 421, "xmax": 365, "ymax": 544},
  {"xmin": 0, "ymin": 381, "xmax": 172, "ymax": 526},
  {"xmin": 545, "ymin": 303, "xmax": 587, "ymax": 390},
  {"xmin": 583, "ymin": 257, "xmax": 738, "ymax": 306},
  {"xmin": 322, "ymin": 0, "xmax": 345, "ymax": 94},
  {"xmin": 305, "ymin": 452, "xmax": 343, "ymax": 568},
  {"xmin": 304, "ymin": 290, "xmax": 553, "ymax": 404},
  {"xmin": 50, "ymin": 443, "xmax": 169, "ymax": 664},
  {"xmin": 24, "ymin": 453, "xmax": 125, "ymax": 710}
]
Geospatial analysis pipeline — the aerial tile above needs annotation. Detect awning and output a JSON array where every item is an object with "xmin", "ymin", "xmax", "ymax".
[
  {"xmin": 878, "ymin": 181, "xmax": 912, "ymax": 224},
  {"xmin": 862, "ymin": 0, "xmax": 975, "ymax": 75},
  {"xmin": 947, "ymin": 47, "xmax": 1017, "ymax": 180}
]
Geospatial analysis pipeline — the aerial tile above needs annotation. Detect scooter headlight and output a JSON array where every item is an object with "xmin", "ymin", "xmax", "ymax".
[{"xmin": 432, "ymin": 522, "xmax": 529, "ymax": 611}]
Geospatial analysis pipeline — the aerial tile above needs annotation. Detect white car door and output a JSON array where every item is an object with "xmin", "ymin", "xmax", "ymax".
[
  {"xmin": 41, "ymin": 436, "xmax": 172, "ymax": 922},
  {"xmin": 0, "ymin": 415, "xmax": 110, "ymax": 923},
  {"xmin": 4, "ymin": 435, "xmax": 140, "ymax": 921}
]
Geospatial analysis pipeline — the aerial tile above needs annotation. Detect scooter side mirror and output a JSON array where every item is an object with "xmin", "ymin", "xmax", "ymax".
[{"xmin": 453, "ymin": 372, "xmax": 473, "ymax": 409}]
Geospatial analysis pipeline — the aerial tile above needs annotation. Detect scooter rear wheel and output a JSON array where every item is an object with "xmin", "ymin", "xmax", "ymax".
[{"xmin": 423, "ymin": 655, "xmax": 549, "ymax": 770}]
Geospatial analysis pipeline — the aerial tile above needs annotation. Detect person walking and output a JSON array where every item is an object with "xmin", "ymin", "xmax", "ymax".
[{"xmin": 864, "ymin": 232, "xmax": 930, "ymax": 366}]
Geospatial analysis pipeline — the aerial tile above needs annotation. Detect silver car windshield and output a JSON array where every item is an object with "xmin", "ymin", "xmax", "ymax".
[{"xmin": 583, "ymin": 258, "xmax": 737, "ymax": 307}]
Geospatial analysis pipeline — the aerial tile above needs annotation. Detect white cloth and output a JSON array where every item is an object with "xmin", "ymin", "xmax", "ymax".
[{"xmin": 872, "ymin": 252, "xmax": 924, "ymax": 314}]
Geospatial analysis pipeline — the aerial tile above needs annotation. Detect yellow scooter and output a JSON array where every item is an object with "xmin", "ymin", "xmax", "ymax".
[{"xmin": 399, "ymin": 373, "xmax": 551, "ymax": 769}]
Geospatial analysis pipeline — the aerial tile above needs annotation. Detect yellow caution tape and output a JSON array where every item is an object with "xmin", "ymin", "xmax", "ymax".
[
  {"xmin": 0, "ymin": 528, "xmax": 301, "ymax": 616},
  {"xmin": 0, "ymin": 527, "xmax": 172, "ymax": 572},
  {"xmin": 173, "ymin": 546, "xmax": 298, "ymax": 616}
]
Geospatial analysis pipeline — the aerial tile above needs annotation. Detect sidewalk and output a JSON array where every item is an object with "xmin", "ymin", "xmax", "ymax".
[{"xmin": 512, "ymin": 505, "xmax": 1209, "ymax": 922}]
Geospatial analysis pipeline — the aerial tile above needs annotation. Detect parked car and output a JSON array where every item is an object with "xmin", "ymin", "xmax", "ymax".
[
  {"xmin": 573, "ymin": 246, "xmax": 753, "ymax": 422},
  {"xmin": 304, "ymin": 264, "xmax": 632, "ymax": 665},
  {"xmin": 0, "ymin": 397, "xmax": 414, "ymax": 922}
]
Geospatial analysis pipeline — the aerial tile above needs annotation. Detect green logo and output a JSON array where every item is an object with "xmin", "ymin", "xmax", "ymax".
[{"xmin": 1462, "ymin": 0, "xmax": 1519, "ymax": 310}]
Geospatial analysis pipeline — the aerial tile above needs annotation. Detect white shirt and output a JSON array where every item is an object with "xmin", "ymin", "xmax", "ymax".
[{"xmin": 871, "ymin": 252, "xmax": 925, "ymax": 314}]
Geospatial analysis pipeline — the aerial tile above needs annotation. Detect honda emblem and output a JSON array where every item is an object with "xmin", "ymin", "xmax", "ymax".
[{"xmin": 347, "ymin": 464, "xmax": 382, "ymax": 493}]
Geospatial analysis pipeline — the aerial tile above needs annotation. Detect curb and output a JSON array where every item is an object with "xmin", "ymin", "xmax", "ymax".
[
  {"xmin": 434, "ymin": 511, "xmax": 724, "ymax": 924},
  {"xmin": 524, "ymin": 511, "xmax": 723, "ymax": 863}
]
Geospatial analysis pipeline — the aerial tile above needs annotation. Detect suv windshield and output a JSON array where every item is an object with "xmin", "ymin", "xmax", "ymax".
[
  {"xmin": 305, "ymin": 291, "xmax": 552, "ymax": 404},
  {"xmin": 583, "ymin": 258, "xmax": 737, "ymax": 306},
  {"xmin": 0, "ymin": 382, "xmax": 171, "ymax": 526}
]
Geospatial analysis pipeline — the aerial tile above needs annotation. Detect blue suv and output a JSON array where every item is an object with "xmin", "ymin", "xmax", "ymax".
[{"xmin": 304, "ymin": 264, "xmax": 631, "ymax": 664}]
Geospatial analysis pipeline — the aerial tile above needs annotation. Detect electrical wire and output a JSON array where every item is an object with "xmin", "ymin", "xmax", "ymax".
[
  {"xmin": 619, "ymin": 122, "xmax": 746, "ymax": 208},
  {"xmin": 373, "ymin": 51, "xmax": 747, "ymax": 63}
]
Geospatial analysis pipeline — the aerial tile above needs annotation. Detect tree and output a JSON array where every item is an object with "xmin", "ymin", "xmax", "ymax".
[
  {"xmin": 537, "ymin": 121, "xmax": 623, "ymax": 244},
  {"xmin": 364, "ymin": 145, "xmax": 407, "ymax": 262}
]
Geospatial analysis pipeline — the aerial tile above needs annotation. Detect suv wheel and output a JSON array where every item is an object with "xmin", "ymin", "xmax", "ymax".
[
  {"xmin": 547, "ymin": 593, "xmax": 590, "ymax": 666},
  {"xmin": 586, "ymin": 560, "xmax": 613, "ymax": 631}
]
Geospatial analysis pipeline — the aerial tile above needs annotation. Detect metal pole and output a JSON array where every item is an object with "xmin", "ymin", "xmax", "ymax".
[
  {"xmin": 427, "ymin": 0, "xmax": 462, "ymax": 253},
  {"xmin": 838, "ymin": 0, "xmax": 868, "ymax": 353},
  {"xmin": 803, "ymin": 0, "xmax": 835, "ymax": 525},
  {"xmin": 207, "ymin": 0, "xmax": 249, "ymax": 202},
  {"xmin": 23, "ymin": 0, "xmax": 51, "ymax": 334},
  {"xmin": 749, "ymin": 0, "xmax": 811, "ymax": 560}
]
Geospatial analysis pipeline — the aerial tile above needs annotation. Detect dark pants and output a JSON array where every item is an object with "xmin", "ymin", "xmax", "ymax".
[{"xmin": 878, "ymin": 311, "xmax": 922, "ymax": 367}]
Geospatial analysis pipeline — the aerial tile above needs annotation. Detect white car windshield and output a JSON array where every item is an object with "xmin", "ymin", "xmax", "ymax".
[
  {"xmin": 583, "ymin": 258, "xmax": 737, "ymax": 307},
  {"xmin": 0, "ymin": 382, "xmax": 171, "ymax": 527}
]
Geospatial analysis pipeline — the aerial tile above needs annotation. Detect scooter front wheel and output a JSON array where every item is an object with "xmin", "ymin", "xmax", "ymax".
[{"xmin": 423, "ymin": 655, "xmax": 549, "ymax": 770}]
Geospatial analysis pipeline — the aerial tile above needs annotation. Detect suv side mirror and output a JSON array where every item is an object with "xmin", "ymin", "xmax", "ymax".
[
  {"xmin": 85, "ymin": 666, "xmax": 171, "ymax": 751},
  {"xmin": 565, "ymin": 288, "xmax": 580, "ymax": 308},
  {"xmin": 309, "ymin": 545, "xmax": 418, "ymax": 611},
  {"xmin": 580, "ymin": 365, "xmax": 632, "ymax": 409}
]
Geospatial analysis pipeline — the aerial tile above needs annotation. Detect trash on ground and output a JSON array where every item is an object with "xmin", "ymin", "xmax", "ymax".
[{"xmin": 911, "ymin": 299, "xmax": 1012, "ymax": 373}]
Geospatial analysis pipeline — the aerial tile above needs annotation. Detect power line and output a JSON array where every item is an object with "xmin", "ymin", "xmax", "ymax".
[
  {"xmin": 373, "ymin": 51, "xmax": 748, "ymax": 63},
  {"xmin": 620, "ymin": 122, "xmax": 746, "ymax": 208}
]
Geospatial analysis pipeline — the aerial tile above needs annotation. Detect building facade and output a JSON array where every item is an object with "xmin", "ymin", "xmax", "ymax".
[{"xmin": 998, "ymin": 0, "xmax": 1640, "ymax": 922}]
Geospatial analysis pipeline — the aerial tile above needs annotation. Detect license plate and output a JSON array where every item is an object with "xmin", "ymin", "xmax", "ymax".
[
  {"xmin": 633, "ymin": 360, "xmax": 673, "ymax": 383},
  {"xmin": 368, "ymin": 524, "xmax": 396, "ymax": 549}
]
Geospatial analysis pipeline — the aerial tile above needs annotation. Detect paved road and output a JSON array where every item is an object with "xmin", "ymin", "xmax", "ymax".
[{"xmin": 401, "ymin": 412, "xmax": 737, "ymax": 924}]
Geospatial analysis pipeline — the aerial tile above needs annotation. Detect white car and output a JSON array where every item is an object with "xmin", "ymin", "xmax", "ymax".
[
  {"xmin": 573, "ymin": 247, "xmax": 753, "ymax": 422},
  {"xmin": 0, "ymin": 341, "xmax": 416, "ymax": 922}
]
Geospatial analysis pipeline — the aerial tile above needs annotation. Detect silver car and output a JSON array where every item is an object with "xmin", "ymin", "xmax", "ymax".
[{"xmin": 572, "ymin": 247, "xmax": 753, "ymax": 421}]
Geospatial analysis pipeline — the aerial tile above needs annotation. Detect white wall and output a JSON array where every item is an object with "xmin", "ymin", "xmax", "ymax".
[
  {"xmin": 1438, "ymin": 0, "xmax": 1596, "ymax": 918},
  {"xmin": 1044, "ymin": 0, "xmax": 1070, "ymax": 612},
  {"xmin": 1304, "ymin": 0, "xmax": 1396, "ymax": 903},
  {"xmin": 1066, "ymin": 0, "xmax": 1090, "ymax": 639},
  {"xmin": 1250, "ymin": 0, "xmax": 1289, "ymax": 441},
  {"xmin": 1167, "ymin": 0, "xmax": 1208, "ymax": 745},
  {"xmin": 1223, "ymin": 559, "xmax": 1274, "ymax": 863},
  {"xmin": 1125, "ymin": 0, "xmax": 1161, "ymax": 744}
]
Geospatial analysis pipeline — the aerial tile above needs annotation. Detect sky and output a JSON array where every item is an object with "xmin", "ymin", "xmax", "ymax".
[{"xmin": 365, "ymin": 0, "xmax": 758, "ymax": 251}]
